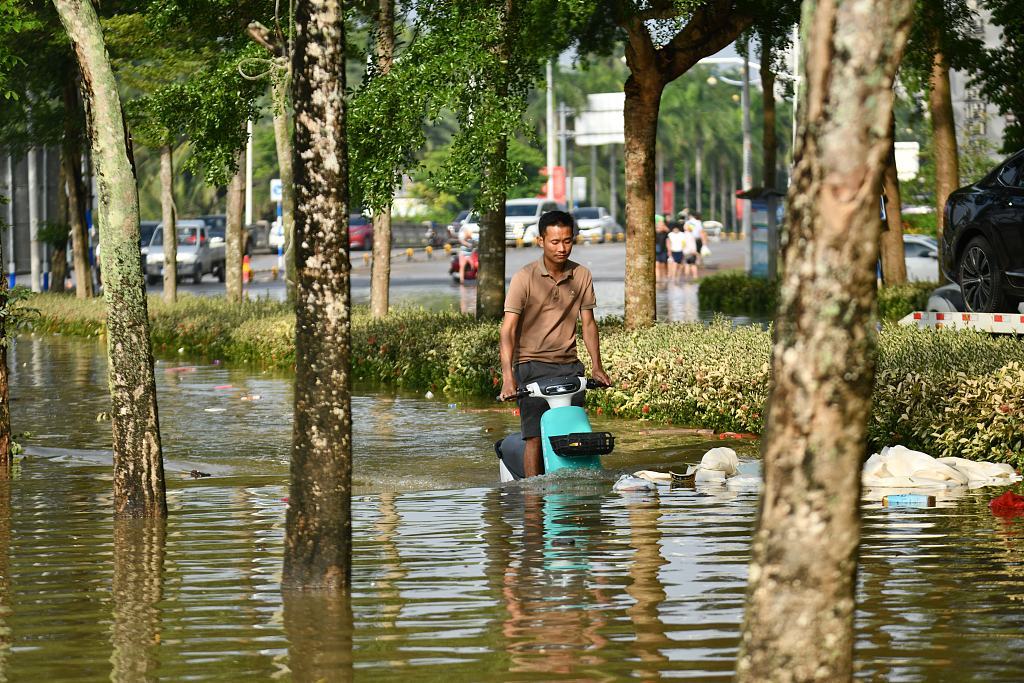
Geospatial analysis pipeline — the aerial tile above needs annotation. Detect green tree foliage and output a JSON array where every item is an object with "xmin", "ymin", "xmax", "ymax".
[
  {"xmin": 973, "ymin": 0, "xmax": 1024, "ymax": 152},
  {"xmin": 901, "ymin": 0, "xmax": 982, "ymax": 94}
]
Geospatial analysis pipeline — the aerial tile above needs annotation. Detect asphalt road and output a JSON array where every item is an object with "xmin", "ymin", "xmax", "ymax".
[{"xmin": 147, "ymin": 237, "xmax": 751, "ymax": 321}]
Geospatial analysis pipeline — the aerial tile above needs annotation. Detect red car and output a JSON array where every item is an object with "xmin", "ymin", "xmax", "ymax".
[{"xmin": 350, "ymin": 214, "xmax": 374, "ymax": 250}]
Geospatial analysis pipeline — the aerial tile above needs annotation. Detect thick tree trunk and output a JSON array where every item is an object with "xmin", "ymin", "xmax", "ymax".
[
  {"xmin": 283, "ymin": 0, "xmax": 352, "ymax": 590},
  {"xmin": 160, "ymin": 145, "xmax": 177, "ymax": 303},
  {"xmin": 735, "ymin": 0, "xmax": 913, "ymax": 679},
  {"xmin": 53, "ymin": 0, "xmax": 167, "ymax": 518},
  {"xmin": 226, "ymin": 145, "xmax": 246, "ymax": 302},
  {"xmin": 881, "ymin": 132, "xmax": 907, "ymax": 284},
  {"xmin": 622, "ymin": 74, "xmax": 663, "ymax": 328},
  {"xmin": 369, "ymin": 0, "xmax": 395, "ymax": 319},
  {"xmin": 110, "ymin": 519, "xmax": 165, "ymax": 680},
  {"xmin": 761, "ymin": 48, "xmax": 777, "ymax": 189},
  {"xmin": 63, "ymin": 77, "xmax": 93, "ymax": 298},
  {"xmin": 271, "ymin": 74, "xmax": 298, "ymax": 303},
  {"xmin": 930, "ymin": 45, "xmax": 958, "ymax": 280}
]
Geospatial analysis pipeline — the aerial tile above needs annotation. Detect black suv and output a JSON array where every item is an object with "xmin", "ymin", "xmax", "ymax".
[{"xmin": 942, "ymin": 149, "xmax": 1024, "ymax": 312}]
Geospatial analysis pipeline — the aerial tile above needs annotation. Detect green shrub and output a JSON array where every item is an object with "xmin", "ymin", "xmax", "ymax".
[
  {"xmin": 700, "ymin": 271, "xmax": 937, "ymax": 322},
  {"xmin": 903, "ymin": 212, "xmax": 937, "ymax": 236},
  {"xmin": 27, "ymin": 293, "xmax": 1024, "ymax": 466},
  {"xmin": 697, "ymin": 271, "xmax": 778, "ymax": 316},
  {"xmin": 877, "ymin": 282, "xmax": 936, "ymax": 321}
]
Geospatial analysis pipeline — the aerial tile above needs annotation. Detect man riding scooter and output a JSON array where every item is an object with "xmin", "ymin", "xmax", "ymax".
[{"xmin": 498, "ymin": 210, "xmax": 612, "ymax": 478}]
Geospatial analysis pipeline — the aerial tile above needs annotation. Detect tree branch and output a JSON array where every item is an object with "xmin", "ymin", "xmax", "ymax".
[
  {"xmin": 660, "ymin": 0, "xmax": 757, "ymax": 81},
  {"xmin": 247, "ymin": 21, "xmax": 283, "ymax": 58}
]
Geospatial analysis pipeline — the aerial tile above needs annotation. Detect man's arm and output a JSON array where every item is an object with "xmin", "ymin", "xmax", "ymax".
[
  {"xmin": 499, "ymin": 311, "xmax": 520, "ymax": 400},
  {"xmin": 580, "ymin": 309, "xmax": 611, "ymax": 386}
]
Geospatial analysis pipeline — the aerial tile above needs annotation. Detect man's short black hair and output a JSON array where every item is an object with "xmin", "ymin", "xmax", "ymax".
[{"xmin": 538, "ymin": 210, "xmax": 576, "ymax": 237}]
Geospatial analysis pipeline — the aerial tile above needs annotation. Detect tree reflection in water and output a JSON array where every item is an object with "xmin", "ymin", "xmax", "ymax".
[
  {"xmin": 282, "ymin": 590, "xmax": 353, "ymax": 681},
  {"xmin": 625, "ymin": 493, "xmax": 671, "ymax": 676},
  {"xmin": 110, "ymin": 518, "xmax": 166, "ymax": 682}
]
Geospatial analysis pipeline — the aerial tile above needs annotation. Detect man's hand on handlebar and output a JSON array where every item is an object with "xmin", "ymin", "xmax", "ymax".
[
  {"xmin": 590, "ymin": 368, "xmax": 612, "ymax": 388},
  {"xmin": 498, "ymin": 377, "xmax": 520, "ymax": 402}
]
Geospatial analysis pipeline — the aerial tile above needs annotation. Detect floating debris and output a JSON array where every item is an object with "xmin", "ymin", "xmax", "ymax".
[
  {"xmin": 189, "ymin": 470, "xmax": 212, "ymax": 479},
  {"xmin": 95, "ymin": 411, "xmax": 111, "ymax": 422}
]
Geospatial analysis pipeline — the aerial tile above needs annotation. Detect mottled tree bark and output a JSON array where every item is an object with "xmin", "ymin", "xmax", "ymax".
[
  {"xmin": 110, "ymin": 519, "xmax": 165, "ymax": 680},
  {"xmin": 225, "ymin": 145, "xmax": 246, "ymax": 302},
  {"xmin": 63, "ymin": 76, "xmax": 93, "ymax": 298},
  {"xmin": 881, "ymin": 131, "xmax": 907, "ymax": 284},
  {"xmin": 160, "ymin": 145, "xmax": 177, "ymax": 303},
  {"xmin": 369, "ymin": 0, "xmax": 395, "ymax": 319},
  {"xmin": 283, "ymin": 0, "xmax": 352, "ymax": 589},
  {"xmin": 53, "ymin": 0, "xmax": 167, "ymax": 518},
  {"xmin": 735, "ymin": 0, "xmax": 914, "ymax": 679},
  {"xmin": 622, "ymin": 67, "xmax": 662, "ymax": 328},
  {"xmin": 761, "ymin": 48, "xmax": 777, "ymax": 189},
  {"xmin": 930, "ymin": 45, "xmax": 958, "ymax": 281}
]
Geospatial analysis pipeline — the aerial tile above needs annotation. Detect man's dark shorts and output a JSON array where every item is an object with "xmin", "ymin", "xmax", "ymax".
[
  {"xmin": 515, "ymin": 359, "xmax": 586, "ymax": 439},
  {"xmin": 655, "ymin": 246, "xmax": 668, "ymax": 264}
]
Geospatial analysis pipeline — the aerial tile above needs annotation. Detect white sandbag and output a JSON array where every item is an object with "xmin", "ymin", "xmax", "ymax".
[
  {"xmin": 863, "ymin": 445, "xmax": 1020, "ymax": 489},
  {"xmin": 613, "ymin": 474, "xmax": 658, "ymax": 492},
  {"xmin": 700, "ymin": 447, "xmax": 739, "ymax": 476},
  {"xmin": 936, "ymin": 457, "xmax": 1022, "ymax": 484},
  {"xmin": 633, "ymin": 470, "xmax": 672, "ymax": 484}
]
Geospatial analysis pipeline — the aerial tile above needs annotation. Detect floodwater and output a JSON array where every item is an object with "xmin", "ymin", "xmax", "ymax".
[{"xmin": 2, "ymin": 335, "xmax": 1024, "ymax": 681}]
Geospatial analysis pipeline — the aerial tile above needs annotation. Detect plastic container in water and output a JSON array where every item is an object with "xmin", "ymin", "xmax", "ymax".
[{"xmin": 882, "ymin": 494, "xmax": 937, "ymax": 508}]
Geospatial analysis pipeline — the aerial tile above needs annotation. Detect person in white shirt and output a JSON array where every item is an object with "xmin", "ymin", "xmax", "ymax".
[
  {"xmin": 685, "ymin": 212, "xmax": 706, "ymax": 265},
  {"xmin": 666, "ymin": 224, "xmax": 687, "ymax": 280},
  {"xmin": 681, "ymin": 224, "xmax": 699, "ymax": 280}
]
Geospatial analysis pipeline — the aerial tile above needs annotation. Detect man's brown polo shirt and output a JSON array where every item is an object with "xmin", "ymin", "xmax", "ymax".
[{"xmin": 503, "ymin": 258, "xmax": 596, "ymax": 364}]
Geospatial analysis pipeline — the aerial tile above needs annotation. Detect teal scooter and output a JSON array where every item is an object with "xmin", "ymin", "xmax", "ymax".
[{"xmin": 495, "ymin": 375, "xmax": 614, "ymax": 482}]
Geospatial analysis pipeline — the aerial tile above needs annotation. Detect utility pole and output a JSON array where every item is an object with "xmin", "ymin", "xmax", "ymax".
[
  {"xmin": 545, "ymin": 61, "xmax": 556, "ymax": 200},
  {"xmin": 558, "ymin": 102, "xmax": 570, "ymax": 208},
  {"xmin": 741, "ymin": 46, "xmax": 753, "ymax": 238},
  {"xmin": 28, "ymin": 148, "xmax": 41, "ymax": 292},
  {"xmin": 245, "ymin": 119, "xmax": 254, "ymax": 225},
  {"xmin": 609, "ymin": 144, "xmax": 617, "ymax": 221},
  {"xmin": 589, "ymin": 146, "xmax": 597, "ymax": 206}
]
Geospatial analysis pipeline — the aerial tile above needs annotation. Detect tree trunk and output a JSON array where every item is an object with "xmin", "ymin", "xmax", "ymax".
[
  {"xmin": 283, "ymin": 0, "xmax": 352, "ymax": 590},
  {"xmin": 62, "ymin": 76, "xmax": 93, "ymax": 298},
  {"xmin": 622, "ymin": 73, "xmax": 663, "ymax": 328},
  {"xmin": 0, "ymin": 233, "xmax": 9, "ymax": 470},
  {"xmin": 53, "ymin": 0, "xmax": 167, "ymax": 518},
  {"xmin": 881, "ymin": 131, "xmax": 907, "ymax": 284},
  {"xmin": 110, "ymin": 519, "xmax": 165, "ymax": 680},
  {"xmin": 225, "ymin": 145, "xmax": 246, "ymax": 302},
  {"xmin": 52, "ymin": 157, "xmax": 69, "ymax": 291},
  {"xmin": 735, "ymin": 0, "xmax": 913, "ymax": 679},
  {"xmin": 160, "ymin": 145, "xmax": 177, "ymax": 303},
  {"xmin": 761, "ymin": 47, "xmax": 777, "ymax": 189},
  {"xmin": 271, "ymin": 73, "xmax": 298, "ymax": 303},
  {"xmin": 930, "ymin": 45, "xmax": 958, "ymax": 280},
  {"xmin": 478, "ymin": 181, "xmax": 507, "ymax": 320},
  {"xmin": 682, "ymin": 158, "xmax": 690, "ymax": 211},
  {"xmin": 369, "ymin": 0, "xmax": 395, "ymax": 319},
  {"xmin": 710, "ymin": 157, "xmax": 719, "ymax": 220},
  {"xmin": 476, "ymin": 0, "xmax": 511, "ymax": 321}
]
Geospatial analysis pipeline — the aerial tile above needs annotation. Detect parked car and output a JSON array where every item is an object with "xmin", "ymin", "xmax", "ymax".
[
  {"xmin": 573, "ymin": 206, "xmax": 620, "ymax": 243},
  {"xmin": 198, "ymin": 214, "xmax": 269, "ymax": 256},
  {"xmin": 942, "ymin": 149, "xmax": 1024, "ymax": 312},
  {"xmin": 349, "ymin": 214, "xmax": 374, "ymax": 250},
  {"xmin": 903, "ymin": 233, "xmax": 939, "ymax": 283},
  {"xmin": 144, "ymin": 220, "xmax": 226, "ymax": 285},
  {"xmin": 505, "ymin": 198, "xmax": 562, "ymax": 244},
  {"xmin": 139, "ymin": 220, "xmax": 160, "ymax": 250},
  {"xmin": 269, "ymin": 220, "xmax": 285, "ymax": 250}
]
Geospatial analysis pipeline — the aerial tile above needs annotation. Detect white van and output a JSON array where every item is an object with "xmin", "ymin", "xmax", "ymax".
[{"xmin": 505, "ymin": 198, "xmax": 562, "ymax": 244}]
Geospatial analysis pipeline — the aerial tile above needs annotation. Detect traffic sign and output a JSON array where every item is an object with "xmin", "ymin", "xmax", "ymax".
[{"xmin": 270, "ymin": 178, "xmax": 283, "ymax": 202}]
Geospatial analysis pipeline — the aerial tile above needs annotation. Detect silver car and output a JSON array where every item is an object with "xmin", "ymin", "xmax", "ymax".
[{"xmin": 144, "ymin": 220, "xmax": 226, "ymax": 285}]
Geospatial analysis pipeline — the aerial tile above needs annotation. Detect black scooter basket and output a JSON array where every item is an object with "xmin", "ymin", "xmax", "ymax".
[{"xmin": 548, "ymin": 432, "xmax": 615, "ymax": 457}]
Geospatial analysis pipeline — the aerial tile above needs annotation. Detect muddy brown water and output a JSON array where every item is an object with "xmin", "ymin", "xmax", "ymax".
[{"xmin": 0, "ymin": 334, "xmax": 1022, "ymax": 680}]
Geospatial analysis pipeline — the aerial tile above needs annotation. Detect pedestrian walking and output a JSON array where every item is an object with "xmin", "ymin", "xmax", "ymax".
[
  {"xmin": 667, "ymin": 223, "xmax": 686, "ymax": 280},
  {"xmin": 655, "ymin": 214, "xmax": 670, "ymax": 282}
]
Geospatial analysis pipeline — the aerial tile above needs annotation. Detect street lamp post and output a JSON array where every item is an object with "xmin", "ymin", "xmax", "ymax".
[{"xmin": 741, "ymin": 48, "xmax": 753, "ymax": 239}]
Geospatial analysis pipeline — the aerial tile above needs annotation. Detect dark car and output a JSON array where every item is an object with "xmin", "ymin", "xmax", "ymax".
[
  {"xmin": 349, "ymin": 214, "xmax": 373, "ymax": 250},
  {"xmin": 198, "ymin": 214, "xmax": 268, "ymax": 256},
  {"xmin": 942, "ymin": 149, "xmax": 1024, "ymax": 312}
]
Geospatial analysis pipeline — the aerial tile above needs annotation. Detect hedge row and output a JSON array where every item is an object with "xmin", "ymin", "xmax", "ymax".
[
  {"xmin": 697, "ymin": 270, "xmax": 937, "ymax": 322},
  {"xmin": 27, "ymin": 293, "xmax": 1024, "ymax": 467}
]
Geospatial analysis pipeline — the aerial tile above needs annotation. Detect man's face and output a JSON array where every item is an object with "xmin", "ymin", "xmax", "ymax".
[{"xmin": 541, "ymin": 224, "xmax": 574, "ymax": 264}]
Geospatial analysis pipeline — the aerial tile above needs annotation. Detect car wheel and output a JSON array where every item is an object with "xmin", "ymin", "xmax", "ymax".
[
  {"xmin": 959, "ymin": 235, "xmax": 1012, "ymax": 312},
  {"xmin": 193, "ymin": 269, "xmax": 203, "ymax": 285},
  {"xmin": 146, "ymin": 274, "xmax": 159, "ymax": 286},
  {"xmin": 216, "ymin": 262, "xmax": 226, "ymax": 283}
]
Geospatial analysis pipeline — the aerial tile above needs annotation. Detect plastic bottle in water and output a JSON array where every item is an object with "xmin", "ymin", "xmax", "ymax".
[{"xmin": 882, "ymin": 494, "xmax": 937, "ymax": 508}]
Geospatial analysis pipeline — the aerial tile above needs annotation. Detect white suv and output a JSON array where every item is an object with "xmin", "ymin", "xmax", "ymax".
[{"xmin": 506, "ymin": 198, "xmax": 562, "ymax": 244}]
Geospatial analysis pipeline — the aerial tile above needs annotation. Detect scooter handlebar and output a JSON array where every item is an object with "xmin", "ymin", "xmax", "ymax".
[
  {"xmin": 586, "ymin": 378, "xmax": 612, "ymax": 390},
  {"xmin": 496, "ymin": 377, "xmax": 610, "ymax": 401}
]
